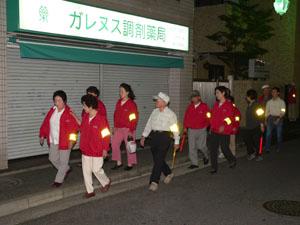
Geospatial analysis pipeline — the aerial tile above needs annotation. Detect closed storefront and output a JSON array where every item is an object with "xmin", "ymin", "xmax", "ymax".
[{"xmin": 0, "ymin": 0, "xmax": 193, "ymax": 167}]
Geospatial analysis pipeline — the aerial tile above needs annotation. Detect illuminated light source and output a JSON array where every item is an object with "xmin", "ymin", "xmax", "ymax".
[
  {"xmin": 232, "ymin": 104, "xmax": 236, "ymax": 107},
  {"xmin": 101, "ymin": 128, "xmax": 110, "ymax": 138},
  {"xmin": 224, "ymin": 117, "xmax": 232, "ymax": 125},
  {"xmin": 170, "ymin": 124, "xmax": 179, "ymax": 133},
  {"xmin": 256, "ymin": 108, "xmax": 265, "ymax": 117},
  {"xmin": 273, "ymin": 0, "xmax": 289, "ymax": 16},
  {"xmin": 69, "ymin": 133, "xmax": 77, "ymax": 141},
  {"xmin": 292, "ymin": 94, "xmax": 296, "ymax": 98},
  {"xmin": 281, "ymin": 108, "xmax": 286, "ymax": 113},
  {"xmin": 129, "ymin": 113, "xmax": 137, "ymax": 121},
  {"xmin": 206, "ymin": 112, "xmax": 211, "ymax": 118},
  {"xmin": 235, "ymin": 116, "xmax": 240, "ymax": 122}
]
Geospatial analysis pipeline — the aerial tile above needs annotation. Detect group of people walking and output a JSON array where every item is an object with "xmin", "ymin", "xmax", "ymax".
[{"xmin": 39, "ymin": 83, "xmax": 287, "ymax": 196}]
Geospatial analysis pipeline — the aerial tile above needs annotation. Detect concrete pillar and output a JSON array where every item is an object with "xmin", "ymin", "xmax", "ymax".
[{"xmin": 0, "ymin": 0, "xmax": 7, "ymax": 169}]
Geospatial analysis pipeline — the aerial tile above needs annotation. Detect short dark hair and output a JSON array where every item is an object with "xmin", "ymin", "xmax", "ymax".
[
  {"xmin": 215, "ymin": 86, "xmax": 229, "ymax": 98},
  {"xmin": 120, "ymin": 83, "xmax": 136, "ymax": 100},
  {"xmin": 81, "ymin": 94, "xmax": 98, "ymax": 109},
  {"xmin": 246, "ymin": 89, "xmax": 258, "ymax": 100},
  {"xmin": 53, "ymin": 90, "xmax": 67, "ymax": 103},
  {"xmin": 86, "ymin": 86, "xmax": 100, "ymax": 97},
  {"xmin": 272, "ymin": 87, "xmax": 280, "ymax": 93}
]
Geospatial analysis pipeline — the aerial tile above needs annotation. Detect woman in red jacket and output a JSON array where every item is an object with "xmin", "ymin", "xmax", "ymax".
[
  {"xmin": 80, "ymin": 95, "xmax": 111, "ymax": 198},
  {"xmin": 39, "ymin": 90, "xmax": 79, "ymax": 187},
  {"xmin": 209, "ymin": 86, "xmax": 237, "ymax": 174},
  {"xmin": 111, "ymin": 83, "xmax": 139, "ymax": 171}
]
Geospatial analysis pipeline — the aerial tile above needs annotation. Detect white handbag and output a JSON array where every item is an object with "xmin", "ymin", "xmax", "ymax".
[{"xmin": 127, "ymin": 141, "xmax": 137, "ymax": 154}]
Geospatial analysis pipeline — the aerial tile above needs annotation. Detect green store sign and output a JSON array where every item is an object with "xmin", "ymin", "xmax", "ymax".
[
  {"xmin": 273, "ymin": 0, "xmax": 290, "ymax": 16},
  {"xmin": 7, "ymin": 0, "xmax": 189, "ymax": 51}
]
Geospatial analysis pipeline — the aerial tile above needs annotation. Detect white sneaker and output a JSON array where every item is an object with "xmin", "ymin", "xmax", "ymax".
[
  {"xmin": 218, "ymin": 153, "xmax": 225, "ymax": 159},
  {"xmin": 149, "ymin": 182, "xmax": 158, "ymax": 192},
  {"xmin": 164, "ymin": 173, "xmax": 174, "ymax": 184}
]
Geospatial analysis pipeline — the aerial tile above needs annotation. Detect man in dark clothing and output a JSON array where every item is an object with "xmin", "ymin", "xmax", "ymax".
[{"xmin": 241, "ymin": 89, "xmax": 265, "ymax": 161}]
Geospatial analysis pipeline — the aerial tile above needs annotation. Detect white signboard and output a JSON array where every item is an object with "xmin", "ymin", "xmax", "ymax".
[{"xmin": 19, "ymin": 0, "xmax": 189, "ymax": 51}]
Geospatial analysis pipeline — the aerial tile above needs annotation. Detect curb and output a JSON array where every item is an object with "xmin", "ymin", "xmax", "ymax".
[{"xmin": 0, "ymin": 154, "xmax": 189, "ymax": 218}]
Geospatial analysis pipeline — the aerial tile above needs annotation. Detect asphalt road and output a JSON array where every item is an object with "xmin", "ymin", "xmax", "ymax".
[{"xmin": 20, "ymin": 139, "xmax": 300, "ymax": 225}]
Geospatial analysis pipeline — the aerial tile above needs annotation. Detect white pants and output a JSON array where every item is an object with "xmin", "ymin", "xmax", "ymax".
[
  {"xmin": 82, "ymin": 155, "xmax": 110, "ymax": 194},
  {"xmin": 49, "ymin": 144, "xmax": 71, "ymax": 183}
]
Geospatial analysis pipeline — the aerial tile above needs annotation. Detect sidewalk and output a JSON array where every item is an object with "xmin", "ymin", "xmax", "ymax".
[{"xmin": 0, "ymin": 145, "xmax": 191, "ymax": 217}]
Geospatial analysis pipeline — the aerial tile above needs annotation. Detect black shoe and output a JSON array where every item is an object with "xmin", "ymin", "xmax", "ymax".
[
  {"xmin": 124, "ymin": 166, "xmax": 133, "ymax": 171},
  {"xmin": 203, "ymin": 157, "xmax": 209, "ymax": 165},
  {"xmin": 210, "ymin": 169, "xmax": 217, "ymax": 174},
  {"xmin": 188, "ymin": 165, "xmax": 199, "ymax": 169},
  {"xmin": 229, "ymin": 161, "xmax": 237, "ymax": 169},
  {"xmin": 111, "ymin": 164, "xmax": 123, "ymax": 170}
]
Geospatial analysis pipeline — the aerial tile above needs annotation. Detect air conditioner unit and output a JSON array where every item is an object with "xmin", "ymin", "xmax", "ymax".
[{"xmin": 248, "ymin": 59, "xmax": 269, "ymax": 79}]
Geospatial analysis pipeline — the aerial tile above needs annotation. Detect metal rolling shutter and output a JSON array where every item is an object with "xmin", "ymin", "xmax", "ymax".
[
  {"xmin": 102, "ymin": 65, "xmax": 170, "ymax": 137},
  {"xmin": 6, "ymin": 47, "xmax": 100, "ymax": 159}
]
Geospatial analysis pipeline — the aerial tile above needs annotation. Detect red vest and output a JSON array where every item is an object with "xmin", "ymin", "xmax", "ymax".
[
  {"xmin": 231, "ymin": 104, "xmax": 241, "ymax": 135},
  {"xmin": 210, "ymin": 100, "xmax": 235, "ymax": 135},
  {"xmin": 80, "ymin": 113, "xmax": 110, "ymax": 157},
  {"xmin": 287, "ymin": 86, "xmax": 296, "ymax": 104},
  {"xmin": 114, "ymin": 99, "xmax": 138, "ymax": 132},
  {"xmin": 183, "ymin": 102, "xmax": 210, "ymax": 129},
  {"xmin": 39, "ymin": 105, "xmax": 79, "ymax": 150}
]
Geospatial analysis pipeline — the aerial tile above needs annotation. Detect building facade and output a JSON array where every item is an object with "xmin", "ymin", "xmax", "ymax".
[{"xmin": 0, "ymin": 0, "xmax": 194, "ymax": 169}]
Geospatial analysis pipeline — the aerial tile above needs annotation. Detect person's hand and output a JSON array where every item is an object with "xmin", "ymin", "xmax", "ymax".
[
  {"xmin": 103, "ymin": 150, "xmax": 108, "ymax": 159},
  {"xmin": 219, "ymin": 126, "xmax": 225, "ymax": 133},
  {"xmin": 174, "ymin": 144, "xmax": 180, "ymax": 151},
  {"xmin": 260, "ymin": 124, "xmax": 265, "ymax": 133},
  {"xmin": 40, "ymin": 137, "xmax": 44, "ymax": 146},
  {"xmin": 140, "ymin": 136, "xmax": 145, "ymax": 147}
]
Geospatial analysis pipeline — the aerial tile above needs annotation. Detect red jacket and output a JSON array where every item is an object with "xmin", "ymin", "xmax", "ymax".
[
  {"xmin": 183, "ymin": 102, "xmax": 210, "ymax": 129},
  {"xmin": 287, "ymin": 86, "xmax": 296, "ymax": 104},
  {"xmin": 210, "ymin": 100, "xmax": 235, "ymax": 135},
  {"xmin": 39, "ymin": 105, "xmax": 79, "ymax": 150},
  {"xmin": 114, "ymin": 99, "xmax": 138, "ymax": 132},
  {"xmin": 80, "ymin": 112, "xmax": 110, "ymax": 157},
  {"xmin": 231, "ymin": 104, "xmax": 241, "ymax": 135},
  {"xmin": 81, "ymin": 99, "xmax": 107, "ymax": 118}
]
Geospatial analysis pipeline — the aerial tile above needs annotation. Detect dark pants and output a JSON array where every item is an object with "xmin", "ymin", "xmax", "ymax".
[
  {"xmin": 150, "ymin": 131, "xmax": 172, "ymax": 184},
  {"xmin": 241, "ymin": 127, "xmax": 261, "ymax": 156},
  {"xmin": 265, "ymin": 116, "xmax": 283, "ymax": 151},
  {"xmin": 209, "ymin": 132, "xmax": 236, "ymax": 171}
]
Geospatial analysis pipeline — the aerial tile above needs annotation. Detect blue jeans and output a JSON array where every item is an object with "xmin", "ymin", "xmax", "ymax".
[{"xmin": 265, "ymin": 116, "xmax": 283, "ymax": 150}]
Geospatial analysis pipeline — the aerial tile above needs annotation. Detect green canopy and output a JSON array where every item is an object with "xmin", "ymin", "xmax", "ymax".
[{"xmin": 19, "ymin": 41, "xmax": 184, "ymax": 68}]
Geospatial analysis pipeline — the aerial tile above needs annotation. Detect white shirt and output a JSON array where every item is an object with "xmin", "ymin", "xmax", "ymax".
[
  {"xmin": 50, "ymin": 107, "xmax": 65, "ymax": 145},
  {"xmin": 194, "ymin": 102, "xmax": 201, "ymax": 109},
  {"xmin": 265, "ymin": 97, "xmax": 286, "ymax": 117},
  {"xmin": 142, "ymin": 107, "xmax": 180, "ymax": 144}
]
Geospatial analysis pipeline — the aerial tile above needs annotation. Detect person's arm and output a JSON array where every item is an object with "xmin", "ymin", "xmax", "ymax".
[
  {"xmin": 183, "ymin": 106, "xmax": 189, "ymax": 133},
  {"xmin": 265, "ymin": 101, "xmax": 270, "ymax": 120},
  {"xmin": 279, "ymin": 100, "xmax": 286, "ymax": 118},
  {"xmin": 170, "ymin": 112, "xmax": 180, "ymax": 145},
  {"xmin": 128, "ymin": 102, "xmax": 138, "ymax": 133},
  {"xmin": 140, "ymin": 110, "xmax": 155, "ymax": 147}
]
